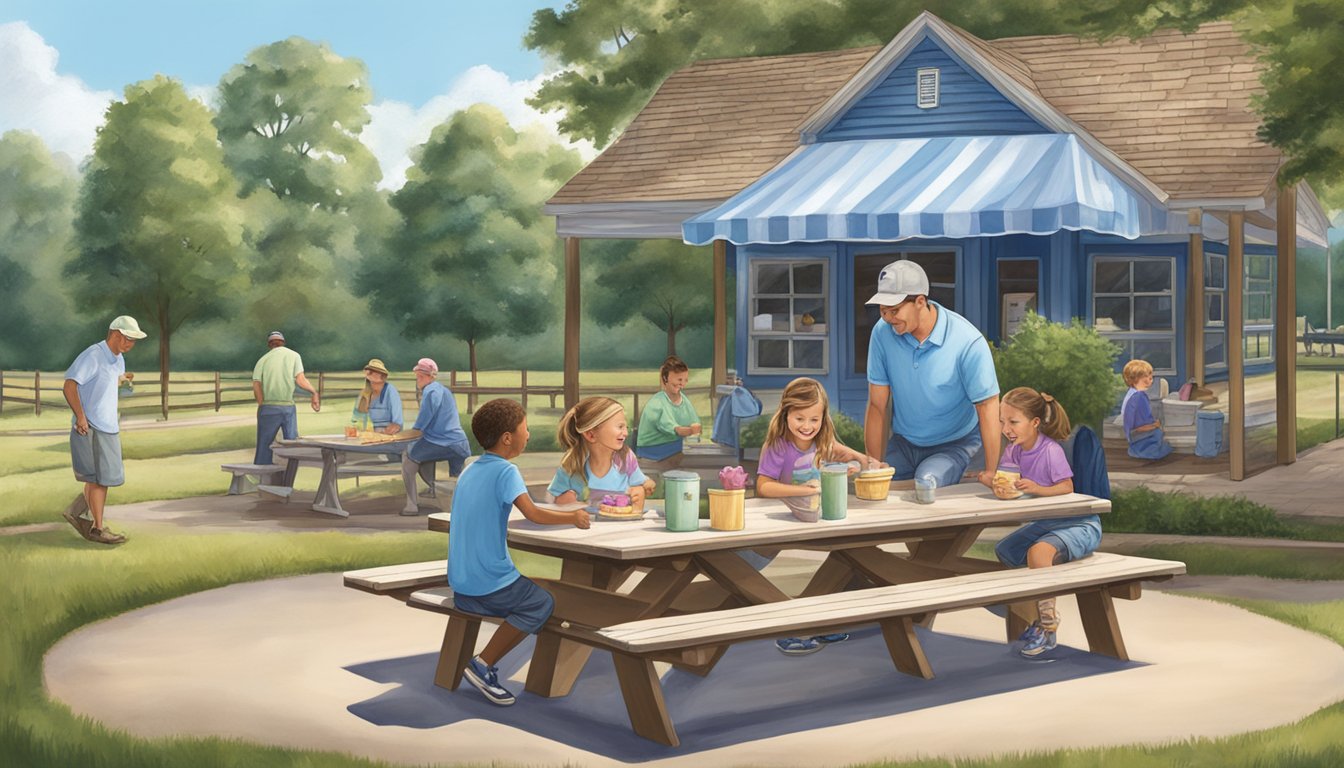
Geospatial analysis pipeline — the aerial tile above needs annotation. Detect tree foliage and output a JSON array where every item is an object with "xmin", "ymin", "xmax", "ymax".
[
  {"xmin": 69, "ymin": 77, "xmax": 248, "ymax": 410},
  {"xmin": 991, "ymin": 312, "xmax": 1125, "ymax": 431},
  {"xmin": 526, "ymin": 0, "xmax": 1344, "ymax": 206},
  {"xmin": 361, "ymin": 105, "xmax": 583, "ymax": 374},
  {"xmin": 585, "ymin": 239, "xmax": 714, "ymax": 356},
  {"xmin": 0, "ymin": 131, "xmax": 82, "ymax": 368}
]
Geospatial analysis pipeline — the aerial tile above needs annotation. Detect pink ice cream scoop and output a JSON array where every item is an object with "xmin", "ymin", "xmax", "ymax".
[
  {"xmin": 719, "ymin": 466, "xmax": 749, "ymax": 490},
  {"xmin": 600, "ymin": 493, "xmax": 631, "ymax": 507}
]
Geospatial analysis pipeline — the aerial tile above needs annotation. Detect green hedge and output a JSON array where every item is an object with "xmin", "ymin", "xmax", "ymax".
[
  {"xmin": 739, "ymin": 410, "xmax": 864, "ymax": 452},
  {"xmin": 1109, "ymin": 487, "xmax": 1296, "ymax": 538}
]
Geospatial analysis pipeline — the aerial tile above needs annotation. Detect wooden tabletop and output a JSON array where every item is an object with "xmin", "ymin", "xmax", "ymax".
[
  {"xmin": 277, "ymin": 434, "xmax": 417, "ymax": 455},
  {"xmin": 426, "ymin": 483, "xmax": 1108, "ymax": 561}
]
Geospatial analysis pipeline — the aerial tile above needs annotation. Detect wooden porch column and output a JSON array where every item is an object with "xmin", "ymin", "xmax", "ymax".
[
  {"xmin": 1186, "ymin": 209, "xmax": 1205, "ymax": 386},
  {"xmin": 712, "ymin": 240, "xmax": 727, "ymax": 387},
  {"xmin": 564, "ymin": 237, "xmax": 581, "ymax": 410},
  {"xmin": 1227, "ymin": 210, "xmax": 1245, "ymax": 481},
  {"xmin": 1276, "ymin": 183, "xmax": 1298, "ymax": 464}
]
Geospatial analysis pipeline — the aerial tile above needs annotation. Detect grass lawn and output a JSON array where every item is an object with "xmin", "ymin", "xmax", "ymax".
[{"xmin": 3, "ymin": 390, "xmax": 1344, "ymax": 767}]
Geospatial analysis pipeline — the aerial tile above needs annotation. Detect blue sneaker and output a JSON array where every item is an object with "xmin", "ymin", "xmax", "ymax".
[
  {"xmin": 1017, "ymin": 620, "xmax": 1043, "ymax": 643},
  {"xmin": 812, "ymin": 632, "xmax": 850, "ymax": 645},
  {"xmin": 775, "ymin": 636, "xmax": 823, "ymax": 655},
  {"xmin": 1020, "ymin": 627, "xmax": 1057, "ymax": 658},
  {"xmin": 463, "ymin": 656, "xmax": 515, "ymax": 705}
]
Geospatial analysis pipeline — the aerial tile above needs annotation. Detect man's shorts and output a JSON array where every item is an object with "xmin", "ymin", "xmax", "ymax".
[
  {"xmin": 71, "ymin": 427, "xmax": 125, "ymax": 487},
  {"xmin": 452, "ymin": 576, "xmax": 555, "ymax": 634}
]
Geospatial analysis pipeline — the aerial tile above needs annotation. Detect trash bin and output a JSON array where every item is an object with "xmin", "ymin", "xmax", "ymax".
[{"xmin": 1195, "ymin": 410, "xmax": 1225, "ymax": 458}]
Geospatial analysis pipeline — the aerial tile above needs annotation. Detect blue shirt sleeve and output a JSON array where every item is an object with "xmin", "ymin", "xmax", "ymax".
[
  {"xmin": 64, "ymin": 345, "xmax": 98, "ymax": 384},
  {"xmin": 548, "ymin": 468, "xmax": 584, "ymax": 500},
  {"xmin": 497, "ymin": 463, "xmax": 528, "ymax": 508},
  {"xmin": 413, "ymin": 386, "xmax": 439, "ymax": 432},
  {"xmin": 866, "ymin": 322, "xmax": 891, "ymax": 386},
  {"xmin": 958, "ymin": 335, "xmax": 1000, "ymax": 404}
]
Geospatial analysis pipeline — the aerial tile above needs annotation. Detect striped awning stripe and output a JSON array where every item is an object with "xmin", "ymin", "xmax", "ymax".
[{"xmin": 682, "ymin": 134, "xmax": 1168, "ymax": 245}]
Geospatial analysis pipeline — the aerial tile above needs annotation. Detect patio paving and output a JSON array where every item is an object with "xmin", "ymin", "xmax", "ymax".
[{"xmin": 44, "ymin": 555, "xmax": 1344, "ymax": 767}]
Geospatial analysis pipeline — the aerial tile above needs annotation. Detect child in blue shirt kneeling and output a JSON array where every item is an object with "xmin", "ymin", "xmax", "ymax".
[{"xmin": 449, "ymin": 398, "xmax": 590, "ymax": 706}]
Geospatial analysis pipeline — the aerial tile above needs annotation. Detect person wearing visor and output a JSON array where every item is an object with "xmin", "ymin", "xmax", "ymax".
[{"xmin": 862, "ymin": 260, "xmax": 1001, "ymax": 490}]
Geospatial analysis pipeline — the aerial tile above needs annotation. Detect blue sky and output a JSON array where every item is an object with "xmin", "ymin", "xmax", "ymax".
[{"xmin": 0, "ymin": 0, "xmax": 582, "ymax": 187}]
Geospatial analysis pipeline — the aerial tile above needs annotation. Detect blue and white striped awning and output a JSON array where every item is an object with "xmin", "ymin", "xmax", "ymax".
[{"xmin": 682, "ymin": 134, "xmax": 1168, "ymax": 245}]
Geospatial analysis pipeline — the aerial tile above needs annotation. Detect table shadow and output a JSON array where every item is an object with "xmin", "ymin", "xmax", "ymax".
[{"xmin": 345, "ymin": 625, "xmax": 1141, "ymax": 760}]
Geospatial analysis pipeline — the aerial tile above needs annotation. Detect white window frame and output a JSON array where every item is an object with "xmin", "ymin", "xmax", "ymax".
[
  {"xmin": 1243, "ymin": 253, "xmax": 1275, "ymax": 365},
  {"xmin": 747, "ymin": 258, "xmax": 830, "ymax": 375},
  {"xmin": 1092, "ymin": 255, "xmax": 1177, "ymax": 376},
  {"xmin": 1204, "ymin": 251, "xmax": 1227, "ymax": 371}
]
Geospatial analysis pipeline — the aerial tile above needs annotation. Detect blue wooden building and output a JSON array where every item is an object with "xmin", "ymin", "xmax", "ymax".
[{"xmin": 546, "ymin": 13, "xmax": 1330, "ymax": 477}]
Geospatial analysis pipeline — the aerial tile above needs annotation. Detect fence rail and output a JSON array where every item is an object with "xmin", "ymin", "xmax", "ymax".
[{"xmin": 0, "ymin": 369, "xmax": 715, "ymax": 428}]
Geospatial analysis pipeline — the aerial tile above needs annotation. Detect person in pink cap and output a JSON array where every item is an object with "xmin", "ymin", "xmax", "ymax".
[{"xmin": 401, "ymin": 357, "xmax": 472, "ymax": 515}]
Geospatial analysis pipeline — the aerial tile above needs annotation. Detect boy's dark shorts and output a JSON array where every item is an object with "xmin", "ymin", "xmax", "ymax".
[{"xmin": 453, "ymin": 576, "xmax": 555, "ymax": 634}]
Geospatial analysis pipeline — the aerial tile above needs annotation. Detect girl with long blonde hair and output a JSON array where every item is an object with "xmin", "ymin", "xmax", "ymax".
[{"xmin": 548, "ymin": 396, "xmax": 654, "ymax": 513}]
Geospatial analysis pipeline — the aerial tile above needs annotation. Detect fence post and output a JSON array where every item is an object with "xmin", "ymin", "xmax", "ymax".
[
  {"xmin": 161, "ymin": 371, "xmax": 168, "ymax": 421},
  {"xmin": 521, "ymin": 369, "xmax": 528, "ymax": 409},
  {"xmin": 34, "ymin": 371, "xmax": 41, "ymax": 416},
  {"xmin": 214, "ymin": 371, "xmax": 222, "ymax": 411}
]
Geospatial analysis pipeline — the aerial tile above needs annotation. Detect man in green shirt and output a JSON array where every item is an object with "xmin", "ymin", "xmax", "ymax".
[{"xmin": 252, "ymin": 330, "xmax": 319, "ymax": 464}]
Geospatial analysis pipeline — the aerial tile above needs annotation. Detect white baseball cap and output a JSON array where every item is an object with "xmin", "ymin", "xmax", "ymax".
[
  {"xmin": 866, "ymin": 260, "xmax": 930, "ymax": 306},
  {"xmin": 108, "ymin": 315, "xmax": 147, "ymax": 339}
]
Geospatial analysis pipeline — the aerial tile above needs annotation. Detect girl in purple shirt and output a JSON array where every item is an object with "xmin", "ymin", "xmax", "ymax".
[{"xmin": 988, "ymin": 387, "xmax": 1102, "ymax": 659}]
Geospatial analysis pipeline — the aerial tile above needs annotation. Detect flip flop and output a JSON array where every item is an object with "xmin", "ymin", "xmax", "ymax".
[{"xmin": 775, "ymin": 636, "xmax": 823, "ymax": 655}]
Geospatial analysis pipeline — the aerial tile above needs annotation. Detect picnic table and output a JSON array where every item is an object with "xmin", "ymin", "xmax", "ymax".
[
  {"xmin": 264, "ymin": 434, "xmax": 417, "ymax": 517},
  {"xmin": 375, "ymin": 485, "xmax": 1181, "ymax": 744}
]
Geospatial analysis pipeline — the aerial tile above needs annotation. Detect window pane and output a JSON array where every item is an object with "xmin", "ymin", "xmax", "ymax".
[
  {"xmin": 756, "ymin": 339, "xmax": 789, "ymax": 369},
  {"xmin": 1133, "ymin": 261, "xmax": 1171, "ymax": 293},
  {"xmin": 1134, "ymin": 296, "xmax": 1173, "ymax": 330},
  {"xmin": 929, "ymin": 285, "xmax": 956, "ymax": 311},
  {"xmin": 1094, "ymin": 297, "xmax": 1130, "ymax": 332},
  {"xmin": 756, "ymin": 263, "xmax": 790, "ymax": 294},
  {"xmin": 1094, "ymin": 261, "xmax": 1130, "ymax": 294},
  {"xmin": 793, "ymin": 298, "xmax": 827, "ymax": 332},
  {"xmin": 1134, "ymin": 340, "xmax": 1173, "ymax": 371},
  {"xmin": 755, "ymin": 298, "xmax": 790, "ymax": 331},
  {"xmin": 1246, "ymin": 255, "xmax": 1272, "ymax": 280},
  {"xmin": 1205, "ymin": 255, "xmax": 1225, "ymax": 289},
  {"xmin": 793, "ymin": 263, "xmax": 823, "ymax": 294},
  {"xmin": 1205, "ymin": 293, "xmax": 1223, "ymax": 324},
  {"xmin": 1205, "ymin": 332, "xmax": 1225, "ymax": 366},
  {"xmin": 908, "ymin": 252, "xmax": 956, "ymax": 285},
  {"xmin": 793, "ymin": 339, "xmax": 825, "ymax": 370}
]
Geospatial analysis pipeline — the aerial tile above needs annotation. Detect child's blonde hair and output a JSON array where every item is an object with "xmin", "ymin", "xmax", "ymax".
[
  {"xmin": 557, "ymin": 396, "xmax": 635, "ymax": 481},
  {"xmin": 1122, "ymin": 359, "xmax": 1154, "ymax": 387},
  {"xmin": 1001, "ymin": 386, "xmax": 1072, "ymax": 441},
  {"xmin": 762, "ymin": 378, "xmax": 839, "ymax": 466}
]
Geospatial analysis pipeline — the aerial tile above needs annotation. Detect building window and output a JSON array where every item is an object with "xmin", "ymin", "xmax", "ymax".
[
  {"xmin": 749, "ymin": 259, "xmax": 828, "ymax": 374},
  {"xmin": 1244, "ymin": 253, "xmax": 1275, "ymax": 364},
  {"xmin": 1092, "ymin": 255, "xmax": 1175, "ymax": 374},
  {"xmin": 853, "ymin": 251, "xmax": 957, "ymax": 374},
  {"xmin": 998, "ymin": 259, "xmax": 1039, "ymax": 338},
  {"xmin": 1204, "ymin": 252, "xmax": 1226, "ymax": 369}
]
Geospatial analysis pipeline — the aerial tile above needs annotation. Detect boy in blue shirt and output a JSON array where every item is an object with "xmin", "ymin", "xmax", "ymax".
[{"xmin": 449, "ymin": 398, "xmax": 591, "ymax": 706}]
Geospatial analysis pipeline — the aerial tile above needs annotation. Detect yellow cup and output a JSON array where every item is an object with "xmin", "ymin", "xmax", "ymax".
[{"xmin": 708, "ymin": 488, "xmax": 746, "ymax": 530}]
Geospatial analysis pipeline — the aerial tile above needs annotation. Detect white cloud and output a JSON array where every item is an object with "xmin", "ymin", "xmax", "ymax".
[
  {"xmin": 364, "ymin": 64, "xmax": 595, "ymax": 191},
  {"xmin": 0, "ymin": 21, "xmax": 115, "ymax": 163}
]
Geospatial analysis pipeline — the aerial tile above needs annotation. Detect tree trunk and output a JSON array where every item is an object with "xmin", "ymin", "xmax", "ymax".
[
  {"xmin": 666, "ymin": 323, "xmax": 684, "ymax": 358},
  {"xmin": 158, "ymin": 316, "xmax": 171, "ymax": 420}
]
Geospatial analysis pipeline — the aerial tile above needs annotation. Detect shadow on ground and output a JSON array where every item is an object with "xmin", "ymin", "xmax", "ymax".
[{"xmin": 345, "ymin": 626, "xmax": 1137, "ymax": 760}]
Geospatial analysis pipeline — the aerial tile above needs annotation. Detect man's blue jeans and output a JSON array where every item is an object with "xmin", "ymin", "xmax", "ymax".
[
  {"xmin": 255, "ymin": 405, "xmax": 298, "ymax": 464},
  {"xmin": 885, "ymin": 429, "xmax": 984, "ymax": 488}
]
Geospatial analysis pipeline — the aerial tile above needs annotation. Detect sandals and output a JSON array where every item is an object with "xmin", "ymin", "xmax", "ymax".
[{"xmin": 775, "ymin": 632, "xmax": 851, "ymax": 655}]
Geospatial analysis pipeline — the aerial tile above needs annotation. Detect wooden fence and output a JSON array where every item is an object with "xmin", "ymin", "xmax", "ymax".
[{"xmin": 0, "ymin": 369, "xmax": 714, "ymax": 428}]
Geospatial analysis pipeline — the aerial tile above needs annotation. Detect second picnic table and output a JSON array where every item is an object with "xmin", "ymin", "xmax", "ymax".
[{"xmin": 267, "ymin": 433, "xmax": 417, "ymax": 517}]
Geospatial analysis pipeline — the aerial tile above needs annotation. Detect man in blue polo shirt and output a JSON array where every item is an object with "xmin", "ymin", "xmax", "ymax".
[
  {"xmin": 863, "ymin": 261, "xmax": 1001, "ymax": 489},
  {"xmin": 61, "ymin": 315, "xmax": 147, "ymax": 544}
]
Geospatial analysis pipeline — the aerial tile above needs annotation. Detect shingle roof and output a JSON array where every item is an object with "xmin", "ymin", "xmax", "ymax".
[{"xmin": 549, "ymin": 21, "xmax": 1278, "ymax": 206}]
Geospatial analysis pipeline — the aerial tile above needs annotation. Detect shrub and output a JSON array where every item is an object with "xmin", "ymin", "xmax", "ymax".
[
  {"xmin": 1108, "ymin": 487, "xmax": 1296, "ymax": 538},
  {"xmin": 739, "ymin": 409, "xmax": 865, "ymax": 452},
  {"xmin": 993, "ymin": 312, "xmax": 1124, "ymax": 431}
]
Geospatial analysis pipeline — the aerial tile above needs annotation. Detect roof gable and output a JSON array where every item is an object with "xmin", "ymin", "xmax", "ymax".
[{"xmin": 820, "ymin": 36, "xmax": 1045, "ymax": 141}]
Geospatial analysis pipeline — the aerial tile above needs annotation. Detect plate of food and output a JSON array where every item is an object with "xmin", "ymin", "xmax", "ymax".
[{"xmin": 596, "ymin": 493, "xmax": 647, "ymax": 521}]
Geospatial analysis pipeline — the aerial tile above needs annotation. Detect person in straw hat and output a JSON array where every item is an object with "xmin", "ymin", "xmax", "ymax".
[{"xmin": 350, "ymin": 358, "xmax": 403, "ymax": 434}]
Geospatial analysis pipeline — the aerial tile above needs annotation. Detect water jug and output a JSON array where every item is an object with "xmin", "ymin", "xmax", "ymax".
[
  {"xmin": 820, "ymin": 463, "xmax": 849, "ymax": 520},
  {"xmin": 662, "ymin": 470, "xmax": 701, "ymax": 532},
  {"xmin": 1195, "ymin": 410, "xmax": 1225, "ymax": 458}
]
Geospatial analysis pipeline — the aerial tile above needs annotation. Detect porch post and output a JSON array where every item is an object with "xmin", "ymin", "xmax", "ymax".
[
  {"xmin": 1276, "ymin": 182, "xmax": 1298, "ymax": 464},
  {"xmin": 564, "ymin": 237, "xmax": 581, "ymax": 410},
  {"xmin": 1186, "ymin": 209, "xmax": 1205, "ymax": 385},
  {"xmin": 1227, "ymin": 210, "xmax": 1246, "ymax": 481},
  {"xmin": 712, "ymin": 240, "xmax": 727, "ymax": 387}
]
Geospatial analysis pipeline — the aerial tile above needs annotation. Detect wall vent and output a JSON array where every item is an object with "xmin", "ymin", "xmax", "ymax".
[{"xmin": 916, "ymin": 67, "xmax": 940, "ymax": 109}]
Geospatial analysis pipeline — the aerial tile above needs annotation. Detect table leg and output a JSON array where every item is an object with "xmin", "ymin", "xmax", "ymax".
[
  {"xmin": 880, "ymin": 616, "xmax": 933, "ymax": 679},
  {"xmin": 310, "ymin": 447, "xmax": 348, "ymax": 517},
  {"xmin": 433, "ymin": 616, "xmax": 480, "ymax": 691},
  {"xmin": 798, "ymin": 551, "xmax": 857, "ymax": 598},
  {"xmin": 612, "ymin": 651, "xmax": 679, "ymax": 747},
  {"xmin": 1076, "ymin": 589, "xmax": 1129, "ymax": 660},
  {"xmin": 525, "ymin": 559, "xmax": 604, "ymax": 697},
  {"xmin": 693, "ymin": 551, "xmax": 790, "ymax": 604}
]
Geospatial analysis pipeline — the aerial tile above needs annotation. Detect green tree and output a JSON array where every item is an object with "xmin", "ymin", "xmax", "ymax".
[
  {"xmin": 585, "ymin": 239, "xmax": 714, "ymax": 356},
  {"xmin": 992, "ymin": 313, "xmax": 1124, "ymax": 432},
  {"xmin": 69, "ymin": 76, "xmax": 247, "ymax": 415},
  {"xmin": 361, "ymin": 105, "xmax": 583, "ymax": 376},
  {"xmin": 0, "ymin": 130, "xmax": 82, "ymax": 368},
  {"xmin": 214, "ymin": 37, "xmax": 397, "ymax": 359}
]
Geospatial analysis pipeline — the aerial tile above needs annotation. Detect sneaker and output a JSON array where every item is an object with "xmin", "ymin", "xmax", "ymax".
[
  {"xmin": 1020, "ymin": 627, "xmax": 1057, "ymax": 658},
  {"xmin": 812, "ymin": 632, "xmax": 850, "ymax": 645},
  {"xmin": 1017, "ymin": 620, "xmax": 1043, "ymax": 643},
  {"xmin": 463, "ymin": 656, "xmax": 515, "ymax": 706},
  {"xmin": 775, "ymin": 636, "xmax": 823, "ymax": 655},
  {"xmin": 62, "ymin": 495, "xmax": 93, "ymax": 539},
  {"xmin": 87, "ymin": 527, "xmax": 126, "ymax": 545}
]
